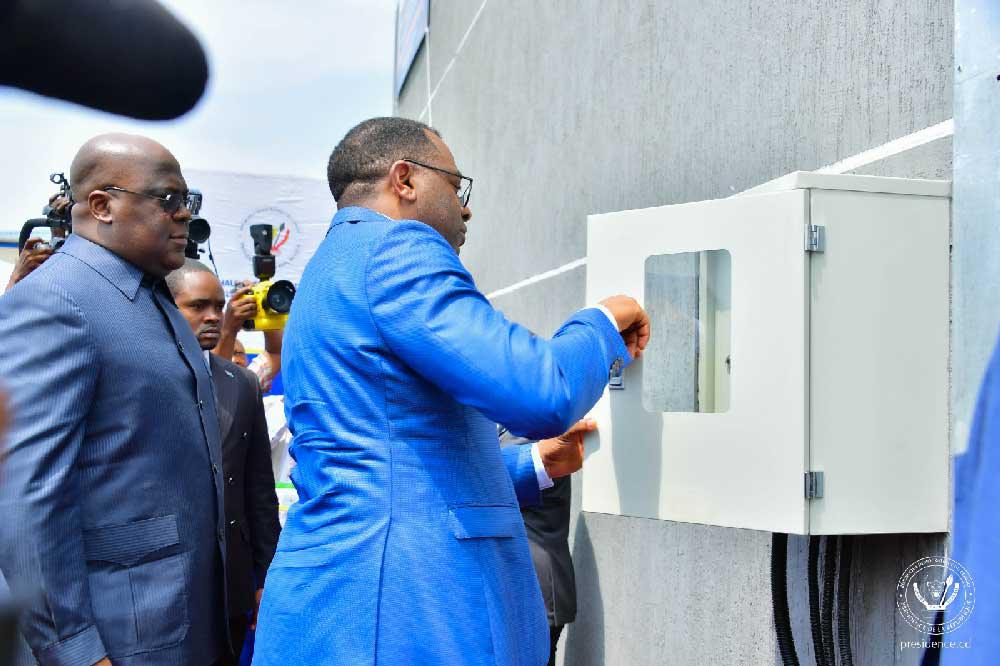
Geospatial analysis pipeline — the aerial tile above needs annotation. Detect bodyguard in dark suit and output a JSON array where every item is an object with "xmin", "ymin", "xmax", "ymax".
[
  {"xmin": 0, "ymin": 134, "xmax": 228, "ymax": 665},
  {"xmin": 501, "ymin": 422, "xmax": 594, "ymax": 666},
  {"xmin": 166, "ymin": 260, "xmax": 280, "ymax": 664}
]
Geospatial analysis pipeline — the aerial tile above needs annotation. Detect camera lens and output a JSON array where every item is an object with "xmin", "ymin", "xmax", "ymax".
[
  {"xmin": 188, "ymin": 216, "xmax": 211, "ymax": 243},
  {"xmin": 265, "ymin": 280, "xmax": 296, "ymax": 314}
]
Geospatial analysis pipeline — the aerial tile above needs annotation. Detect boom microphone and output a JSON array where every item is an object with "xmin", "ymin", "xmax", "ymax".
[{"xmin": 0, "ymin": 0, "xmax": 208, "ymax": 120}]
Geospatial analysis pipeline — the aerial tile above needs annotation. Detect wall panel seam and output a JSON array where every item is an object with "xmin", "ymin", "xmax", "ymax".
[{"xmin": 484, "ymin": 119, "xmax": 955, "ymax": 300}]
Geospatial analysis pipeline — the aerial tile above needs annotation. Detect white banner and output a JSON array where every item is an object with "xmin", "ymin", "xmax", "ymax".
[
  {"xmin": 182, "ymin": 169, "xmax": 334, "ymax": 352},
  {"xmin": 184, "ymin": 168, "xmax": 334, "ymax": 296}
]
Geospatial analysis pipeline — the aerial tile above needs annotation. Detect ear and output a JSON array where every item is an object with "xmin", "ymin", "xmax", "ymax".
[
  {"xmin": 388, "ymin": 160, "xmax": 418, "ymax": 203},
  {"xmin": 88, "ymin": 191, "xmax": 113, "ymax": 224}
]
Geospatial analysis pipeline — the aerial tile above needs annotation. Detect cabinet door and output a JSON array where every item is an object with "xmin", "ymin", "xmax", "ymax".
[
  {"xmin": 583, "ymin": 190, "xmax": 810, "ymax": 533},
  {"xmin": 807, "ymin": 190, "xmax": 950, "ymax": 534}
]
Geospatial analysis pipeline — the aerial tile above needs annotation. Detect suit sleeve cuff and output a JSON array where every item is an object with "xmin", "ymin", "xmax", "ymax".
[
  {"xmin": 36, "ymin": 624, "xmax": 106, "ymax": 666},
  {"xmin": 503, "ymin": 444, "xmax": 540, "ymax": 507},
  {"xmin": 575, "ymin": 305, "xmax": 632, "ymax": 370},
  {"xmin": 530, "ymin": 442, "xmax": 554, "ymax": 491},
  {"xmin": 590, "ymin": 304, "xmax": 619, "ymax": 331}
]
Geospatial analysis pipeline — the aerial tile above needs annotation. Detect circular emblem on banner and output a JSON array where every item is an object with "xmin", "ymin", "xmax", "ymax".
[
  {"xmin": 240, "ymin": 208, "xmax": 302, "ymax": 265},
  {"xmin": 896, "ymin": 556, "xmax": 975, "ymax": 635}
]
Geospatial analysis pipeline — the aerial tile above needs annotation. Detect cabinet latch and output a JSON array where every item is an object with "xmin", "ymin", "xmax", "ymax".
[
  {"xmin": 609, "ymin": 358, "xmax": 625, "ymax": 390},
  {"xmin": 804, "ymin": 471, "xmax": 824, "ymax": 499},
  {"xmin": 805, "ymin": 224, "xmax": 825, "ymax": 252}
]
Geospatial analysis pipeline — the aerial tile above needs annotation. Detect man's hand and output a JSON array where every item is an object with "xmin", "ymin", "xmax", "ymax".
[
  {"xmin": 599, "ymin": 295, "xmax": 651, "ymax": 359},
  {"xmin": 538, "ymin": 418, "xmax": 597, "ymax": 479},
  {"xmin": 48, "ymin": 193, "xmax": 72, "ymax": 218},
  {"xmin": 214, "ymin": 282, "xmax": 259, "ymax": 361},
  {"xmin": 5, "ymin": 238, "xmax": 54, "ymax": 291},
  {"xmin": 250, "ymin": 587, "xmax": 264, "ymax": 630},
  {"xmin": 222, "ymin": 283, "xmax": 258, "ymax": 334},
  {"xmin": 93, "ymin": 658, "xmax": 112, "ymax": 666}
]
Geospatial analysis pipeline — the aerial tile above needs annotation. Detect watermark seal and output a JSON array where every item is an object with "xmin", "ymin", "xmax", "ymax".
[{"xmin": 896, "ymin": 556, "xmax": 975, "ymax": 635}]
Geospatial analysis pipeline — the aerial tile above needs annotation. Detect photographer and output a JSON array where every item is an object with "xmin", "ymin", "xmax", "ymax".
[
  {"xmin": 5, "ymin": 239, "xmax": 53, "ymax": 292},
  {"xmin": 4, "ymin": 194, "xmax": 70, "ymax": 292},
  {"xmin": 215, "ymin": 282, "xmax": 291, "ymax": 489},
  {"xmin": 214, "ymin": 281, "xmax": 283, "ymax": 391}
]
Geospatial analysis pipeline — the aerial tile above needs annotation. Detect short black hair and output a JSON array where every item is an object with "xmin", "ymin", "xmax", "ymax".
[
  {"xmin": 327, "ymin": 117, "xmax": 441, "ymax": 204},
  {"xmin": 165, "ymin": 258, "xmax": 214, "ymax": 296}
]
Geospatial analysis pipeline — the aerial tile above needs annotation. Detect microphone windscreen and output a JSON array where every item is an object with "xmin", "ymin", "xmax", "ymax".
[{"xmin": 0, "ymin": 0, "xmax": 209, "ymax": 120}]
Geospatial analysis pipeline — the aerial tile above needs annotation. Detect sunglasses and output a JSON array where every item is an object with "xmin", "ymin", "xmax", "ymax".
[{"xmin": 103, "ymin": 186, "xmax": 197, "ymax": 215}]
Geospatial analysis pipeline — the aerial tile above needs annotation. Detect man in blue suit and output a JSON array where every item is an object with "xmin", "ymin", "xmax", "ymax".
[
  {"xmin": 0, "ymin": 134, "xmax": 228, "ymax": 665},
  {"xmin": 940, "ymin": 332, "xmax": 1000, "ymax": 665},
  {"xmin": 253, "ymin": 117, "xmax": 649, "ymax": 666}
]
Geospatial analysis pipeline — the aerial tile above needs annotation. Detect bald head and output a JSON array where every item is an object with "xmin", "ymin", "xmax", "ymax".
[
  {"xmin": 165, "ymin": 258, "xmax": 215, "ymax": 297},
  {"xmin": 70, "ymin": 133, "xmax": 179, "ymax": 203},
  {"xmin": 68, "ymin": 133, "xmax": 191, "ymax": 277}
]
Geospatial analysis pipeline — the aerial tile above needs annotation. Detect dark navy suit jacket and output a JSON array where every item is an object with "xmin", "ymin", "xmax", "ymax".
[
  {"xmin": 209, "ymin": 353, "xmax": 279, "ymax": 618},
  {"xmin": 500, "ymin": 430, "xmax": 577, "ymax": 629},
  {"xmin": 0, "ymin": 235, "xmax": 228, "ymax": 665}
]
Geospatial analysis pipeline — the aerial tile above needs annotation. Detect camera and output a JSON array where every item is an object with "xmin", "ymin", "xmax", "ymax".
[
  {"xmin": 243, "ymin": 223, "xmax": 296, "ymax": 331},
  {"xmin": 19, "ymin": 173, "xmax": 73, "ymax": 252},
  {"xmin": 185, "ymin": 189, "xmax": 210, "ymax": 259},
  {"xmin": 244, "ymin": 280, "xmax": 296, "ymax": 331}
]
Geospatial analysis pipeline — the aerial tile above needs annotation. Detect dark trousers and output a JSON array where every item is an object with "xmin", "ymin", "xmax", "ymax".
[
  {"xmin": 217, "ymin": 615, "xmax": 250, "ymax": 666},
  {"xmin": 549, "ymin": 624, "xmax": 564, "ymax": 666}
]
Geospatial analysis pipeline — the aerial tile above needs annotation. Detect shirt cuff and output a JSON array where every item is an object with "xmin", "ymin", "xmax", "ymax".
[
  {"xmin": 591, "ymin": 304, "xmax": 618, "ymax": 331},
  {"xmin": 530, "ymin": 442, "xmax": 554, "ymax": 491}
]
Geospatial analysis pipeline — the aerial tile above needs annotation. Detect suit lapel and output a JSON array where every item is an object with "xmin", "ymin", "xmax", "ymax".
[{"xmin": 210, "ymin": 354, "xmax": 238, "ymax": 445}]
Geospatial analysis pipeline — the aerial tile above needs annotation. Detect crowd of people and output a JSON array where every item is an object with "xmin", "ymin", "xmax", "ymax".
[{"xmin": 0, "ymin": 117, "xmax": 649, "ymax": 666}]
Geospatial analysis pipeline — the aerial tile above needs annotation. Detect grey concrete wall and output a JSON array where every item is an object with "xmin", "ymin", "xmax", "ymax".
[
  {"xmin": 642, "ymin": 253, "xmax": 699, "ymax": 413},
  {"xmin": 396, "ymin": 2, "xmax": 954, "ymax": 664},
  {"xmin": 952, "ymin": 0, "xmax": 1000, "ymax": 456}
]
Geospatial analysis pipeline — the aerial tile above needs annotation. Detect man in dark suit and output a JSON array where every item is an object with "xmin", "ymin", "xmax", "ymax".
[
  {"xmin": 166, "ymin": 259, "xmax": 280, "ymax": 664},
  {"xmin": 0, "ymin": 134, "xmax": 228, "ymax": 665},
  {"xmin": 501, "ymin": 420, "xmax": 595, "ymax": 666}
]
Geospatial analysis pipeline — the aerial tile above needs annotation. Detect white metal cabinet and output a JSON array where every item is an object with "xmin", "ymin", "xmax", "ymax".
[{"xmin": 582, "ymin": 172, "xmax": 950, "ymax": 535}]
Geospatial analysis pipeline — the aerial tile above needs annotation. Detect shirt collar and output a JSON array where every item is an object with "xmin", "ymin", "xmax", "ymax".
[
  {"xmin": 58, "ymin": 234, "xmax": 148, "ymax": 301},
  {"xmin": 328, "ymin": 206, "xmax": 394, "ymax": 230},
  {"xmin": 204, "ymin": 350, "xmax": 212, "ymax": 375}
]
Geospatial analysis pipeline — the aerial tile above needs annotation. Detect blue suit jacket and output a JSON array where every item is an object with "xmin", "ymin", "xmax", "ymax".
[
  {"xmin": 943, "ymin": 332, "xmax": 1000, "ymax": 662},
  {"xmin": 252, "ymin": 207, "xmax": 628, "ymax": 666},
  {"xmin": 0, "ymin": 235, "xmax": 227, "ymax": 665}
]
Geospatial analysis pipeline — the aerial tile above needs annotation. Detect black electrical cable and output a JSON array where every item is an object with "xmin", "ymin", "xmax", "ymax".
[
  {"xmin": 808, "ymin": 536, "xmax": 827, "ymax": 666},
  {"xmin": 837, "ymin": 536, "xmax": 855, "ymax": 666},
  {"xmin": 821, "ymin": 536, "xmax": 837, "ymax": 666},
  {"xmin": 771, "ymin": 532, "xmax": 800, "ymax": 666},
  {"xmin": 920, "ymin": 610, "xmax": 944, "ymax": 666},
  {"xmin": 206, "ymin": 236, "xmax": 220, "ymax": 276}
]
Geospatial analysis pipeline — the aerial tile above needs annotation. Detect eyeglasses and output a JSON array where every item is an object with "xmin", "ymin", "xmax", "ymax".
[
  {"xmin": 103, "ymin": 186, "xmax": 196, "ymax": 215},
  {"xmin": 402, "ymin": 158, "xmax": 473, "ymax": 207}
]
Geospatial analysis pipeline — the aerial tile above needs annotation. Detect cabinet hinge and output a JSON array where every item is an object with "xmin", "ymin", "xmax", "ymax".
[
  {"xmin": 805, "ymin": 471, "xmax": 825, "ymax": 499},
  {"xmin": 805, "ymin": 224, "xmax": 825, "ymax": 252}
]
